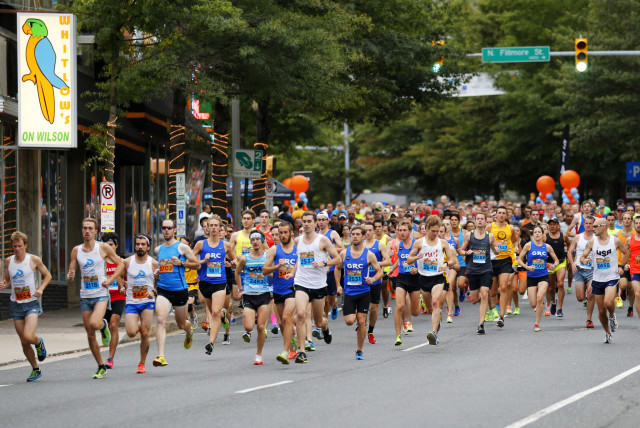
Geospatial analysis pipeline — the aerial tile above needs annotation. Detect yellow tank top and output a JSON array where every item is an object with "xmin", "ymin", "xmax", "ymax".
[
  {"xmin": 617, "ymin": 230, "xmax": 630, "ymax": 265},
  {"xmin": 185, "ymin": 268, "xmax": 199, "ymax": 290},
  {"xmin": 235, "ymin": 230, "xmax": 253, "ymax": 257},
  {"xmin": 490, "ymin": 222, "xmax": 514, "ymax": 261}
]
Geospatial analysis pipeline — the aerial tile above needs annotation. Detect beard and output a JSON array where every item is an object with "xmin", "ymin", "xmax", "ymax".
[{"xmin": 136, "ymin": 249, "xmax": 147, "ymax": 257}]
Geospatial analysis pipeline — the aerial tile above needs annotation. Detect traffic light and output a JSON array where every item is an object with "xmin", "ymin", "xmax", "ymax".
[
  {"xmin": 575, "ymin": 38, "xmax": 588, "ymax": 72},
  {"xmin": 266, "ymin": 155, "xmax": 276, "ymax": 177},
  {"xmin": 432, "ymin": 40, "xmax": 444, "ymax": 73}
]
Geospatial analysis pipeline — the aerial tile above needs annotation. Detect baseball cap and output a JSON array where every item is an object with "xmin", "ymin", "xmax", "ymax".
[
  {"xmin": 617, "ymin": 199, "xmax": 625, "ymax": 205},
  {"xmin": 390, "ymin": 212, "xmax": 398, "ymax": 217},
  {"xmin": 339, "ymin": 213, "xmax": 347, "ymax": 219},
  {"xmin": 547, "ymin": 218, "xmax": 559, "ymax": 224},
  {"xmin": 383, "ymin": 208, "xmax": 390, "ymax": 213},
  {"xmin": 426, "ymin": 200, "xmax": 434, "ymax": 205},
  {"xmin": 317, "ymin": 211, "xmax": 329, "ymax": 219},
  {"xmin": 617, "ymin": 204, "xmax": 625, "ymax": 211}
]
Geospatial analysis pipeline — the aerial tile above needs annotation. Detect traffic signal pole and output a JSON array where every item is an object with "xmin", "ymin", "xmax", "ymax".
[{"xmin": 468, "ymin": 50, "xmax": 640, "ymax": 57}]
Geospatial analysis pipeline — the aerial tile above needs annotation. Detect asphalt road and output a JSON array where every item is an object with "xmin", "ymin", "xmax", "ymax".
[{"xmin": 1, "ymin": 293, "xmax": 640, "ymax": 428}]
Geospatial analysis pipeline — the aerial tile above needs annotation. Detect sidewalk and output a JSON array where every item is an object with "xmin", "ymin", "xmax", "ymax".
[{"xmin": 0, "ymin": 304, "xmax": 239, "ymax": 367}]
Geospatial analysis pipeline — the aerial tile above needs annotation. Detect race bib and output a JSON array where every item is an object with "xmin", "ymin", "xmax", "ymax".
[
  {"xmin": 132, "ymin": 285, "xmax": 148, "ymax": 299},
  {"xmin": 159, "ymin": 259, "xmax": 174, "ymax": 273},
  {"xmin": 596, "ymin": 257, "xmax": 610, "ymax": 270},
  {"xmin": 635, "ymin": 255, "xmax": 640, "ymax": 266},
  {"xmin": 15, "ymin": 286, "xmax": 32, "ymax": 301},
  {"xmin": 547, "ymin": 263, "xmax": 555, "ymax": 273},
  {"xmin": 108, "ymin": 281, "xmax": 119, "ymax": 291},
  {"xmin": 401, "ymin": 261, "xmax": 412, "ymax": 274},
  {"xmin": 498, "ymin": 242, "xmax": 508, "ymax": 253},
  {"xmin": 300, "ymin": 251, "xmax": 315, "ymax": 268},
  {"xmin": 582, "ymin": 256, "xmax": 593, "ymax": 268},
  {"xmin": 472, "ymin": 250, "xmax": 486, "ymax": 263},
  {"xmin": 346, "ymin": 270, "xmax": 363, "ymax": 286},
  {"xmin": 207, "ymin": 262, "xmax": 222, "ymax": 278},
  {"xmin": 241, "ymin": 246, "xmax": 251, "ymax": 256},
  {"xmin": 83, "ymin": 275, "xmax": 99, "ymax": 290},
  {"xmin": 278, "ymin": 266, "xmax": 292, "ymax": 279},
  {"xmin": 532, "ymin": 258, "xmax": 545, "ymax": 270},
  {"xmin": 248, "ymin": 272, "xmax": 265, "ymax": 287},
  {"xmin": 422, "ymin": 257, "xmax": 438, "ymax": 272}
]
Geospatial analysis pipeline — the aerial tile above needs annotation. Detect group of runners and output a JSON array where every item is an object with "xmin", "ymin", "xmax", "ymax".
[{"xmin": 4, "ymin": 198, "xmax": 640, "ymax": 382}]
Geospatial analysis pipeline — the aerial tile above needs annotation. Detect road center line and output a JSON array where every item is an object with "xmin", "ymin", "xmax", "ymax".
[
  {"xmin": 0, "ymin": 384, "xmax": 13, "ymax": 388},
  {"xmin": 402, "ymin": 342, "xmax": 429, "ymax": 352},
  {"xmin": 505, "ymin": 363, "xmax": 640, "ymax": 428},
  {"xmin": 235, "ymin": 380, "xmax": 293, "ymax": 394}
]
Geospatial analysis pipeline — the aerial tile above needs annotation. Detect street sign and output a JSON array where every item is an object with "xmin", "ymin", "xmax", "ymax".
[
  {"xmin": 176, "ymin": 173, "xmax": 186, "ymax": 200},
  {"xmin": 627, "ymin": 162, "xmax": 640, "ymax": 183},
  {"xmin": 100, "ymin": 182, "xmax": 115, "ymax": 206},
  {"xmin": 233, "ymin": 150, "xmax": 263, "ymax": 179},
  {"xmin": 482, "ymin": 46, "xmax": 550, "ymax": 63},
  {"xmin": 265, "ymin": 179, "xmax": 275, "ymax": 198},
  {"xmin": 627, "ymin": 186, "xmax": 640, "ymax": 199},
  {"xmin": 176, "ymin": 200, "xmax": 186, "ymax": 237},
  {"xmin": 100, "ymin": 206, "xmax": 115, "ymax": 233}
]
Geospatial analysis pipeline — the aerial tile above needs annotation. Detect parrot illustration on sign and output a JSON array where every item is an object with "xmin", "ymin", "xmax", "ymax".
[{"xmin": 21, "ymin": 18, "xmax": 68, "ymax": 124}]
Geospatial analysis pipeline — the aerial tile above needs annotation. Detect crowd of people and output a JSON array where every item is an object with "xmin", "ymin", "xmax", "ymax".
[{"xmin": 3, "ymin": 194, "xmax": 640, "ymax": 382}]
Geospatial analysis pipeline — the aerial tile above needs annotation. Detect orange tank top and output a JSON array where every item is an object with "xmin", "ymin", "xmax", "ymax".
[{"xmin": 629, "ymin": 234, "xmax": 640, "ymax": 274}]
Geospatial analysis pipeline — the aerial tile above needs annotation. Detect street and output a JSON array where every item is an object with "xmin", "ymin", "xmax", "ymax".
[{"xmin": 1, "ymin": 295, "xmax": 640, "ymax": 428}]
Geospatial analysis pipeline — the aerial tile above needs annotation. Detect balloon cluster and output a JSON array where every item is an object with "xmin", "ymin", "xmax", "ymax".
[
  {"xmin": 536, "ymin": 175, "xmax": 555, "ymax": 203},
  {"xmin": 282, "ymin": 175, "xmax": 309, "ymax": 209},
  {"xmin": 560, "ymin": 170, "xmax": 581, "ymax": 206}
]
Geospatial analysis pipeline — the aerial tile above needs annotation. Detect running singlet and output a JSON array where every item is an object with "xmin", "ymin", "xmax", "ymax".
[
  {"xmin": 344, "ymin": 247, "xmax": 370, "ymax": 296},
  {"xmin": 490, "ymin": 222, "xmax": 514, "ymax": 260},
  {"xmin": 157, "ymin": 242, "xmax": 187, "ymax": 291},
  {"xmin": 575, "ymin": 234, "xmax": 594, "ymax": 270},
  {"xmin": 126, "ymin": 257, "xmax": 155, "ymax": 305},
  {"xmin": 545, "ymin": 232, "xmax": 565, "ymax": 272},
  {"xmin": 379, "ymin": 235, "xmax": 391, "ymax": 274},
  {"xmin": 76, "ymin": 242, "xmax": 108, "ymax": 299},
  {"xmin": 8, "ymin": 254, "xmax": 38, "ymax": 304},
  {"xmin": 242, "ymin": 252, "xmax": 271, "ymax": 294},
  {"xmin": 466, "ymin": 233, "xmax": 492, "ymax": 275},
  {"xmin": 389, "ymin": 239, "xmax": 399, "ymax": 277},
  {"xmin": 450, "ymin": 230, "xmax": 466, "ymax": 268},
  {"xmin": 629, "ymin": 234, "xmax": 640, "ymax": 275},
  {"xmin": 397, "ymin": 239, "xmax": 417, "ymax": 275},
  {"xmin": 197, "ymin": 239, "xmax": 227, "ymax": 284},
  {"xmin": 417, "ymin": 238, "xmax": 445, "ymax": 277},
  {"xmin": 235, "ymin": 230, "xmax": 252, "ymax": 258},
  {"xmin": 592, "ymin": 236, "xmax": 619, "ymax": 282},
  {"xmin": 616, "ymin": 230, "xmax": 630, "ymax": 266},
  {"xmin": 527, "ymin": 242, "xmax": 548, "ymax": 278},
  {"xmin": 294, "ymin": 234, "xmax": 328, "ymax": 289},
  {"xmin": 366, "ymin": 240, "xmax": 382, "ymax": 285},
  {"xmin": 324, "ymin": 230, "xmax": 337, "ymax": 273},
  {"xmin": 273, "ymin": 244, "xmax": 297, "ymax": 294},
  {"xmin": 106, "ymin": 258, "xmax": 124, "ymax": 301}
]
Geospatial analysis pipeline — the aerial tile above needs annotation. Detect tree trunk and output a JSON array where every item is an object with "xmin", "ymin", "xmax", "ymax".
[
  {"xmin": 168, "ymin": 87, "xmax": 187, "ymax": 220},
  {"xmin": 251, "ymin": 99, "xmax": 269, "ymax": 213},
  {"xmin": 105, "ymin": 51, "xmax": 119, "ymax": 183},
  {"xmin": 211, "ymin": 101, "xmax": 230, "ymax": 219}
]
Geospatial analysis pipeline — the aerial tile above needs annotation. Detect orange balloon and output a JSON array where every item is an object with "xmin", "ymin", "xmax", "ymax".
[
  {"xmin": 563, "ymin": 188, "xmax": 572, "ymax": 195},
  {"xmin": 536, "ymin": 176, "xmax": 555, "ymax": 195},
  {"xmin": 290, "ymin": 175, "xmax": 309, "ymax": 194},
  {"xmin": 560, "ymin": 170, "xmax": 580, "ymax": 189},
  {"xmin": 569, "ymin": 197, "xmax": 577, "ymax": 204},
  {"xmin": 282, "ymin": 177, "xmax": 293, "ymax": 189},
  {"xmin": 91, "ymin": 175, "xmax": 96, "ymax": 196}
]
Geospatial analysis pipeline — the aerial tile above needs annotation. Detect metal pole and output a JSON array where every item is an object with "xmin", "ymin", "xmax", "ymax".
[
  {"xmin": 467, "ymin": 50, "xmax": 640, "ymax": 58},
  {"xmin": 344, "ymin": 121, "xmax": 351, "ymax": 206},
  {"xmin": 232, "ymin": 97, "xmax": 241, "ymax": 229}
]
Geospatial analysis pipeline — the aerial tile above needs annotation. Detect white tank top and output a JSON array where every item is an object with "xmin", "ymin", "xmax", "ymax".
[
  {"xmin": 76, "ymin": 242, "xmax": 108, "ymax": 299},
  {"xmin": 126, "ymin": 256, "xmax": 156, "ymax": 305},
  {"xmin": 575, "ymin": 234, "xmax": 594, "ymax": 270},
  {"xmin": 593, "ymin": 235, "xmax": 619, "ymax": 282},
  {"xmin": 8, "ymin": 254, "xmax": 38, "ymax": 303},
  {"xmin": 417, "ymin": 238, "xmax": 445, "ymax": 277},
  {"xmin": 294, "ymin": 234, "xmax": 328, "ymax": 289}
]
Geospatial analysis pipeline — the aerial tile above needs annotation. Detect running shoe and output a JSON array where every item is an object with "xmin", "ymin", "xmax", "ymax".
[
  {"xmin": 331, "ymin": 306, "xmax": 338, "ymax": 320},
  {"xmin": 514, "ymin": 307, "xmax": 520, "ymax": 315},
  {"xmin": 190, "ymin": 312, "xmax": 198, "ymax": 330},
  {"xmin": 312, "ymin": 328, "xmax": 323, "ymax": 340},
  {"xmin": 222, "ymin": 334, "xmax": 231, "ymax": 345},
  {"xmin": 387, "ymin": 306, "xmax": 393, "ymax": 315},
  {"xmin": 550, "ymin": 301, "xmax": 557, "ymax": 316},
  {"xmin": 484, "ymin": 311, "xmax": 491, "ymax": 322},
  {"xmin": 201, "ymin": 321, "xmax": 210, "ymax": 331},
  {"xmin": 100, "ymin": 319, "xmax": 111, "ymax": 346},
  {"xmin": 495, "ymin": 304, "xmax": 500, "ymax": 313},
  {"xmin": 184, "ymin": 326, "xmax": 194, "ymax": 349},
  {"xmin": 35, "ymin": 337, "xmax": 47, "ymax": 362},
  {"xmin": 487, "ymin": 311, "xmax": 495, "ymax": 322},
  {"xmin": 583, "ymin": 298, "xmax": 588, "ymax": 307},
  {"xmin": 355, "ymin": 350, "xmax": 364, "ymax": 360},
  {"xmin": 459, "ymin": 288, "xmax": 465, "ymax": 303},
  {"xmin": 264, "ymin": 328, "xmax": 269, "ymax": 337},
  {"xmin": 291, "ymin": 336, "xmax": 298, "ymax": 351},
  {"xmin": 277, "ymin": 351, "xmax": 290, "ymax": 365},
  {"xmin": 586, "ymin": 319, "xmax": 595, "ymax": 328},
  {"xmin": 288, "ymin": 350, "xmax": 297, "ymax": 359},
  {"xmin": 242, "ymin": 332, "xmax": 251, "ymax": 343},
  {"xmin": 427, "ymin": 331, "xmax": 438, "ymax": 345},
  {"xmin": 534, "ymin": 324, "xmax": 541, "ymax": 332},
  {"xmin": 253, "ymin": 355, "xmax": 264, "ymax": 365},
  {"xmin": 383, "ymin": 307, "xmax": 389, "ymax": 318},
  {"xmin": 567, "ymin": 286, "xmax": 572, "ymax": 294},
  {"xmin": 368, "ymin": 333, "xmax": 376, "ymax": 344},
  {"xmin": 556, "ymin": 309, "xmax": 564, "ymax": 317},
  {"xmin": 27, "ymin": 368, "xmax": 42, "ymax": 382},
  {"xmin": 136, "ymin": 363, "xmax": 146, "ymax": 374},
  {"xmin": 323, "ymin": 328, "xmax": 332, "ymax": 344},
  {"xmin": 615, "ymin": 297, "xmax": 623, "ymax": 308},
  {"xmin": 621, "ymin": 289, "xmax": 627, "ymax": 301},
  {"xmin": 153, "ymin": 355, "xmax": 168, "ymax": 367},
  {"xmin": 205, "ymin": 342, "xmax": 214, "ymax": 355},
  {"xmin": 305, "ymin": 340, "xmax": 315, "ymax": 351},
  {"xmin": 420, "ymin": 295, "xmax": 428, "ymax": 314},
  {"xmin": 610, "ymin": 314, "xmax": 618, "ymax": 332},
  {"xmin": 454, "ymin": 306, "xmax": 460, "ymax": 316},
  {"xmin": 93, "ymin": 366, "xmax": 107, "ymax": 379},
  {"xmin": 497, "ymin": 317, "xmax": 504, "ymax": 328},
  {"xmin": 295, "ymin": 352, "xmax": 308, "ymax": 364},
  {"xmin": 221, "ymin": 308, "xmax": 230, "ymax": 330},
  {"xmin": 391, "ymin": 291, "xmax": 396, "ymax": 299},
  {"xmin": 492, "ymin": 307, "xmax": 499, "ymax": 319},
  {"xmin": 402, "ymin": 323, "xmax": 409, "ymax": 335},
  {"xmin": 271, "ymin": 325, "xmax": 279, "ymax": 335},
  {"xmin": 105, "ymin": 358, "xmax": 114, "ymax": 369},
  {"xmin": 406, "ymin": 322, "xmax": 414, "ymax": 333},
  {"xmin": 446, "ymin": 314, "xmax": 453, "ymax": 323},
  {"xmin": 544, "ymin": 306, "xmax": 551, "ymax": 316},
  {"xmin": 394, "ymin": 335, "xmax": 402, "ymax": 346},
  {"xmin": 437, "ymin": 321, "xmax": 441, "ymax": 333},
  {"xmin": 506, "ymin": 306, "xmax": 513, "ymax": 315},
  {"xmin": 230, "ymin": 317, "xmax": 236, "ymax": 325},
  {"xmin": 477, "ymin": 323, "xmax": 485, "ymax": 335},
  {"xmin": 604, "ymin": 332, "xmax": 612, "ymax": 344},
  {"xmin": 628, "ymin": 307, "xmax": 634, "ymax": 317}
]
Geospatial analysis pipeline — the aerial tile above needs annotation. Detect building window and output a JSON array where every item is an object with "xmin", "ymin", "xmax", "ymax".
[
  {"xmin": 41, "ymin": 151, "xmax": 67, "ymax": 281},
  {"xmin": 1, "ymin": 123, "xmax": 18, "ymax": 259}
]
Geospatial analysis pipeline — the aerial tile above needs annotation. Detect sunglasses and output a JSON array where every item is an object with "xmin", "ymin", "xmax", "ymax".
[{"xmin": 162, "ymin": 226, "xmax": 174, "ymax": 230}]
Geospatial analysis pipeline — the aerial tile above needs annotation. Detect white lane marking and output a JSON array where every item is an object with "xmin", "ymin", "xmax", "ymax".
[
  {"xmin": 402, "ymin": 342, "xmax": 429, "ymax": 352},
  {"xmin": 235, "ymin": 380, "xmax": 293, "ymax": 394},
  {"xmin": 505, "ymin": 363, "xmax": 640, "ymax": 428},
  {"xmin": 0, "ymin": 384, "xmax": 13, "ymax": 388}
]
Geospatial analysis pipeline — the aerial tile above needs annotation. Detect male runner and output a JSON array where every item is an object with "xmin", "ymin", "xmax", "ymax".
[
  {"xmin": 336, "ymin": 226, "xmax": 383, "ymax": 359},
  {"xmin": 257, "ymin": 208, "xmax": 275, "ymax": 247},
  {"xmin": 407, "ymin": 216, "xmax": 459, "ymax": 345},
  {"xmin": 152, "ymin": 219, "xmax": 199, "ymax": 367},
  {"xmin": 626, "ymin": 217, "xmax": 640, "ymax": 319},
  {"xmin": 317, "ymin": 211, "xmax": 344, "ymax": 323},
  {"xmin": 373, "ymin": 219, "xmax": 392, "ymax": 318},
  {"xmin": 567, "ymin": 201, "xmax": 593, "ymax": 235},
  {"xmin": 100, "ymin": 232, "xmax": 124, "ymax": 369},
  {"xmin": 363, "ymin": 222, "xmax": 390, "ymax": 344},
  {"xmin": 580, "ymin": 218, "xmax": 629, "ymax": 343},
  {"xmin": 459, "ymin": 213, "xmax": 500, "ymax": 335},
  {"xmin": 489, "ymin": 206, "xmax": 517, "ymax": 327},
  {"xmin": 616, "ymin": 213, "xmax": 634, "ymax": 316},
  {"xmin": 67, "ymin": 218, "xmax": 122, "ymax": 379},
  {"xmin": 545, "ymin": 219, "xmax": 570, "ymax": 317},
  {"xmin": 450, "ymin": 213, "xmax": 468, "ymax": 312},
  {"xmin": 121, "ymin": 234, "xmax": 157, "ymax": 373},
  {"xmin": 567, "ymin": 215, "xmax": 596, "ymax": 328},
  {"xmin": 0, "ymin": 232, "xmax": 52, "ymax": 382},
  {"xmin": 290, "ymin": 212, "xmax": 341, "ymax": 363}
]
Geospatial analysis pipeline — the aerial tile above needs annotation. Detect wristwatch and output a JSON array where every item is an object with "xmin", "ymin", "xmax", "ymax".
[{"xmin": 323, "ymin": 261, "xmax": 328, "ymax": 267}]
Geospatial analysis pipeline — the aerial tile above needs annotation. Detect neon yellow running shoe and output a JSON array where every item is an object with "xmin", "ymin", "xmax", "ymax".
[
  {"xmin": 394, "ymin": 335, "xmax": 402, "ymax": 346},
  {"xmin": 514, "ymin": 307, "xmax": 520, "ymax": 315},
  {"xmin": 184, "ymin": 326, "xmax": 194, "ymax": 349}
]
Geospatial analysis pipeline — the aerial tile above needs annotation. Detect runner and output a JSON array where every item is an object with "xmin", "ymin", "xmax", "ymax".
[
  {"xmin": 373, "ymin": 219, "xmax": 393, "ymax": 318},
  {"xmin": 67, "ymin": 218, "xmax": 123, "ymax": 379},
  {"xmin": 121, "ymin": 234, "xmax": 157, "ymax": 374},
  {"xmin": 316, "ymin": 211, "xmax": 344, "ymax": 324},
  {"xmin": 626, "ymin": 216, "xmax": 640, "ymax": 319},
  {"xmin": 517, "ymin": 225, "xmax": 560, "ymax": 332},
  {"xmin": 336, "ymin": 226, "xmax": 383, "ymax": 359},
  {"xmin": 459, "ymin": 212, "xmax": 500, "ymax": 335},
  {"xmin": 511, "ymin": 224, "xmax": 526, "ymax": 315},
  {"xmin": 193, "ymin": 215, "xmax": 235, "ymax": 355},
  {"xmin": 180, "ymin": 236, "xmax": 200, "ymax": 330},
  {"xmin": 234, "ymin": 230, "xmax": 272, "ymax": 365},
  {"xmin": 290, "ymin": 211, "xmax": 342, "ymax": 363},
  {"xmin": 256, "ymin": 209, "xmax": 275, "ymax": 247},
  {"xmin": 449, "ymin": 213, "xmax": 468, "ymax": 314},
  {"xmin": 264, "ymin": 222, "xmax": 298, "ymax": 364},
  {"xmin": 363, "ymin": 222, "xmax": 390, "ymax": 344},
  {"xmin": 566, "ymin": 201, "xmax": 593, "ymax": 235},
  {"xmin": 152, "ymin": 219, "xmax": 199, "ymax": 367},
  {"xmin": 580, "ymin": 218, "xmax": 629, "ymax": 343},
  {"xmin": 0, "ymin": 231, "xmax": 52, "ymax": 382},
  {"xmin": 489, "ymin": 206, "xmax": 518, "ymax": 327},
  {"xmin": 616, "ymin": 213, "xmax": 634, "ymax": 316},
  {"xmin": 407, "ymin": 215, "xmax": 459, "ymax": 344},
  {"xmin": 441, "ymin": 219, "xmax": 460, "ymax": 322},
  {"xmin": 545, "ymin": 218, "xmax": 570, "ymax": 317},
  {"xmin": 100, "ymin": 232, "xmax": 124, "ymax": 369},
  {"xmin": 567, "ymin": 215, "xmax": 597, "ymax": 328}
]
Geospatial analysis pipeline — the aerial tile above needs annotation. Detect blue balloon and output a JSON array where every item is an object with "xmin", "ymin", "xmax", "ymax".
[
  {"xmin": 570, "ymin": 188, "xmax": 578, "ymax": 195},
  {"xmin": 536, "ymin": 197, "xmax": 543, "ymax": 203},
  {"xmin": 299, "ymin": 192, "xmax": 306, "ymax": 199},
  {"xmin": 546, "ymin": 193, "xmax": 553, "ymax": 200},
  {"xmin": 290, "ymin": 199, "xmax": 296, "ymax": 206},
  {"xmin": 303, "ymin": 197, "xmax": 309, "ymax": 204}
]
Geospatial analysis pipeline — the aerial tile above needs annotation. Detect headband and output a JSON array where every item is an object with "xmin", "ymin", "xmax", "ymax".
[
  {"xmin": 136, "ymin": 234, "xmax": 151, "ymax": 246},
  {"xmin": 250, "ymin": 232, "xmax": 265, "ymax": 242}
]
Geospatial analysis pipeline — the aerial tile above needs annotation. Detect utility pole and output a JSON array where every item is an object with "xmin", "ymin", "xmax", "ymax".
[
  {"xmin": 344, "ymin": 121, "xmax": 351, "ymax": 205},
  {"xmin": 232, "ymin": 97, "xmax": 241, "ymax": 229}
]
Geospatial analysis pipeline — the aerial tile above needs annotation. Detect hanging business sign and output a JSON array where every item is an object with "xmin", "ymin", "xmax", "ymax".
[{"xmin": 17, "ymin": 12, "xmax": 77, "ymax": 148}]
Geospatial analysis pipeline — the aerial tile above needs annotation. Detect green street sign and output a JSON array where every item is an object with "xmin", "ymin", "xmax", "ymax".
[
  {"xmin": 482, "ymin": 46, "xmax": 550, "ymax": 63},
  {"xmin": 233, "ymin": 149, "xmax": 263, "ymax": 179}
]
